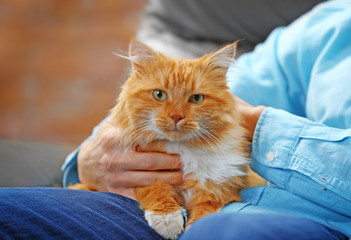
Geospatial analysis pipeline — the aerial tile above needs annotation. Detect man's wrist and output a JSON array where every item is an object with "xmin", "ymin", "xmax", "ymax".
[{"xmin": 246, "ymin": 105, "xmax": 266, "ymax": 140}]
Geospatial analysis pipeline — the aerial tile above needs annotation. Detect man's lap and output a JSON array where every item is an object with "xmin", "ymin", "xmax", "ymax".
[
  {"xmin": 0, "ymin": 187, "xmax": 162, "ymax": 240},
  {"xmin": 0, "ymin": 188, "xmax": 347, "ymax": 240},
  {"xmin": 180, "ymin": 212, "xmax": 348, "ymax": 240}
]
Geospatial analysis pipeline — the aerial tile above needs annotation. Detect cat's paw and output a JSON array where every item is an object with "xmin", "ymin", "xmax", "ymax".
[{"xmin": 145, "ymin": 209, "xmax": 184, "ymax": 240}]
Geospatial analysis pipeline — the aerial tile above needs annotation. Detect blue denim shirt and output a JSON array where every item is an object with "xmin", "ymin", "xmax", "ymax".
[
  {"xmin": 63, "ymin": 0, "xmax": 351, "ymax": 236},
  {"xmin": 225, "ymin": 0, "xmax": 351, "ymax": 236}
]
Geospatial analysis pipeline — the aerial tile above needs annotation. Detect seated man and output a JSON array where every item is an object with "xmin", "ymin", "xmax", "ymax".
[{"xmin": 0, "ymin": 1, "xmax": 349, "ymax": 239}]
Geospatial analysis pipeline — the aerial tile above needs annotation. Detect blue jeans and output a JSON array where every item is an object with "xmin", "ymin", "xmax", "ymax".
[
  {"xmin": 179, "ymin": 213, "xmax": 348, "ymax": 240},
  {"xmin": 0, "ymin": 188, "xmax": 348, "ymax": 240}
]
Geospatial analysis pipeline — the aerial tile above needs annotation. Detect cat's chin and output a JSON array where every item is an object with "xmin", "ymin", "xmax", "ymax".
[{"xmin": 163, "ymin": 130, "xmax": 191, "ymax": 142}]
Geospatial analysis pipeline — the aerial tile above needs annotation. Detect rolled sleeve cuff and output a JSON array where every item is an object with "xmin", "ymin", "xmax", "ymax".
[
  {"xmin": 251, "ymin": 107, "xmax": 303, "ymax": 172},
  {"xmin": 61, "ymin": 148, "xmax": 80, "ymax": 187},
  {"xmin": 251, "ymin": 107, "xmax": 351, "ymax": 206}
]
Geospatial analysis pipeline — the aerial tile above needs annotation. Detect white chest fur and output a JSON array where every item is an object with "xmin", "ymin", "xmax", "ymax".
[{"xmin": 163, "ymin": 142, "xmax": 248, "ymax": 184}]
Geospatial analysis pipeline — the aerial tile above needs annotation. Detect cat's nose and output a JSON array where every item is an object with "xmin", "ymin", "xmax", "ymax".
[{"xmin": 171, "ymin": 114, "xmax": 184, "ymax": 124}]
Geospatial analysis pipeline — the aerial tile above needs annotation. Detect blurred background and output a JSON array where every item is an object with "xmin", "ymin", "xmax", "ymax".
[
  {"xmin": 0, "ymin": 0, "xmax": 146, "ymax": 186},
  {"xmin": 0, "ymin": 0, "xmax": 323, "ymax": 187}
]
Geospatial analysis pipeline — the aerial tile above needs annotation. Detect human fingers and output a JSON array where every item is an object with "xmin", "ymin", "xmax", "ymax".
[
  {"xmin": 107, "ymin": 170, "xmax": 184, "ymax": 188},
  {"xmin": 107, "ymin": 150, "xmax": 182, "ymax": 171}
]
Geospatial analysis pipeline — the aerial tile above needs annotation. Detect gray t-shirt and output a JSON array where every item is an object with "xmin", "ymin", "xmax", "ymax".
[{"xmin": 137, "ymin": 0, "xmax": 325, "ymax": 58}]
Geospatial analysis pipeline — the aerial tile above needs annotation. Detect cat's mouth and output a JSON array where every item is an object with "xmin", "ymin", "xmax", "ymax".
[
  {"xmin": 154, "ymin": 119, "xmax": 198, "ymax": 141},
  {"xmin": 169, "ymin": 125, "xmax": 181, "ymax": 132},
  {"xmin": 168, "ymin": 128, "xmax": 180, "ymax": 132}
]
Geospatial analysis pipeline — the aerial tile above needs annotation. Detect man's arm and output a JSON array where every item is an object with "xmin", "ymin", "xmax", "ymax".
[
  {"xmin": 227, "ymin": 0, "xmax": 351, "ymax": 215},
  {"xmin": 252, "ymin": 108, "xmax": 351, "ymax": 215}
]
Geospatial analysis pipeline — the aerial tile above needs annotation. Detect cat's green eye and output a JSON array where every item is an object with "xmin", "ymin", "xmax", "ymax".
[
  {"xmin": 189, "ymin": 94, "xmax": 205, "ymax": 104},
  {"xmin": 152, "ymin": 90, "xmax": 167, "ymax": 101}
]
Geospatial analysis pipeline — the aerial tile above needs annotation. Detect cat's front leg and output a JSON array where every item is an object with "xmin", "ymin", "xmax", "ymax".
[
  {"xmin": 185, "ymin": 179, "xmax": 241, "ymax": 227},
  {"xmin": 185, "ymin": 191, "xmax": 223, "ymax": 227},
  {"xmin": 135, "ymin": 181, "xmax": 184, "ymax": 240}
]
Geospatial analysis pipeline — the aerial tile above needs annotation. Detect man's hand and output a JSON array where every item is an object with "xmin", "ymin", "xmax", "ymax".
[{"xmin": 77, "ymin": 121, "xmax": 183, "ymax": 200}]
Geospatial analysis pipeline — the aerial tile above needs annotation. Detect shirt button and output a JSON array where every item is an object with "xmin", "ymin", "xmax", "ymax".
[{"xmin": 266, "ymin": 151, "xmax": 275, "ymax": 162}]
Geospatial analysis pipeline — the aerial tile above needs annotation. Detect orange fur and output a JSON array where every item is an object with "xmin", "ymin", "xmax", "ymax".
[
  {"xmin": 183, "ymin": 177, "xmax": 243, "ymax": 226},
  {"xmin": 112, "ymin": 41, "xmax": 264, "ymax": 238},
  {"xmin": 68, "ymin": 183, "xmax": 95, "ymax": 191},
  {"xmin": 70, "ymin": 40, "xmax": 265, "ymax": 239},
  {"xmin": 135, "ymin": 181, "xmax": 183, "ymax": 214},
  {"xmin": 111, "ymin": 41, "xmax": 242, "ymax": 148}
]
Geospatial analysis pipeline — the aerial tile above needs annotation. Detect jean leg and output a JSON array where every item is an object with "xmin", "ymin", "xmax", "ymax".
[
  {"xmin": 0, "ymin": 187, "xmax": 162, "ymax": 240},
  {"xmin": 180, "ymin": 212, "xmax": 348, "ymax": 240}
]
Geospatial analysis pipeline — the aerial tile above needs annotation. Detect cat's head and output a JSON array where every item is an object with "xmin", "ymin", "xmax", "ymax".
[{"xmin": 112, "ymin": 41, "xmax": 242, "ymax": 147}]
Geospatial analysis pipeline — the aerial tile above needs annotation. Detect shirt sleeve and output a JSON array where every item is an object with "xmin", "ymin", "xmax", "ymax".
[
  {"xmin": 252, "ymin": 108, "xmax": 351, "ymax": 204},
  {"xmin": 226, "ymin": 0, "xmax": 351, "ymax": 210}
]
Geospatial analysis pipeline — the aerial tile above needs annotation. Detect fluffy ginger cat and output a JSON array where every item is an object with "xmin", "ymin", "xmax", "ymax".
[{"xmin": 71, "ymin": 40, "xmax": 261, "ymax": 239}]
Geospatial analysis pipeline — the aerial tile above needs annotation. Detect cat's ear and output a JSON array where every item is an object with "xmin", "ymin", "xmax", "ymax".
[
  {"xmin": 114, "ymin": 40, "xmax": 155, "ymax": 71},
  {"xmin": 207, "ymin": 42, "xmax": 237, "ymax": 70},
  {"xmin": 128, "ymin": 40, "xmax": 155, "ymax": 70}
]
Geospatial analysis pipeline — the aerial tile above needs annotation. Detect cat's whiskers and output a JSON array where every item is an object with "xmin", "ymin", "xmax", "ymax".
[
  {"xmin": 102, "ymin": 133, "xmax": 122, "ymax": 154},
  {"xmin": 196, "ymin": 125, "xmax": 235, "ymax": 166},
  {"xmin": 105, "ymin": 129, "xmax": 141, "ymax": 172},
  {"xmin": 202, "ymin": 127, "xmax": 232, "ymax": 153},
  {"xmin": 115, "ymin": 120, "xmax": 163, "ymax": 173},
  {"xmin": 188, "ymin": 130, "xmax": 209, "ymax": 150},
  {"xmin": 124, "ymin": 122, "xmax": 159, "ymax": 150},
  {"xmin": 105, "ymin": 137, "xmax": 123, "ymax": 170},
  {"xmin": 117, "ymin": 121, "xmax": 150, "ymax": 147},
  {"xmin": 105, "ymin": 121, "xmax": 154, "ymax": 172},
  {"xmin": 195, "ymin": 128, "xmax": 217, "ymax": 152},
  {"xmin": 200, "ymin": 127, "xmax": 222, "ymax": 145}
]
